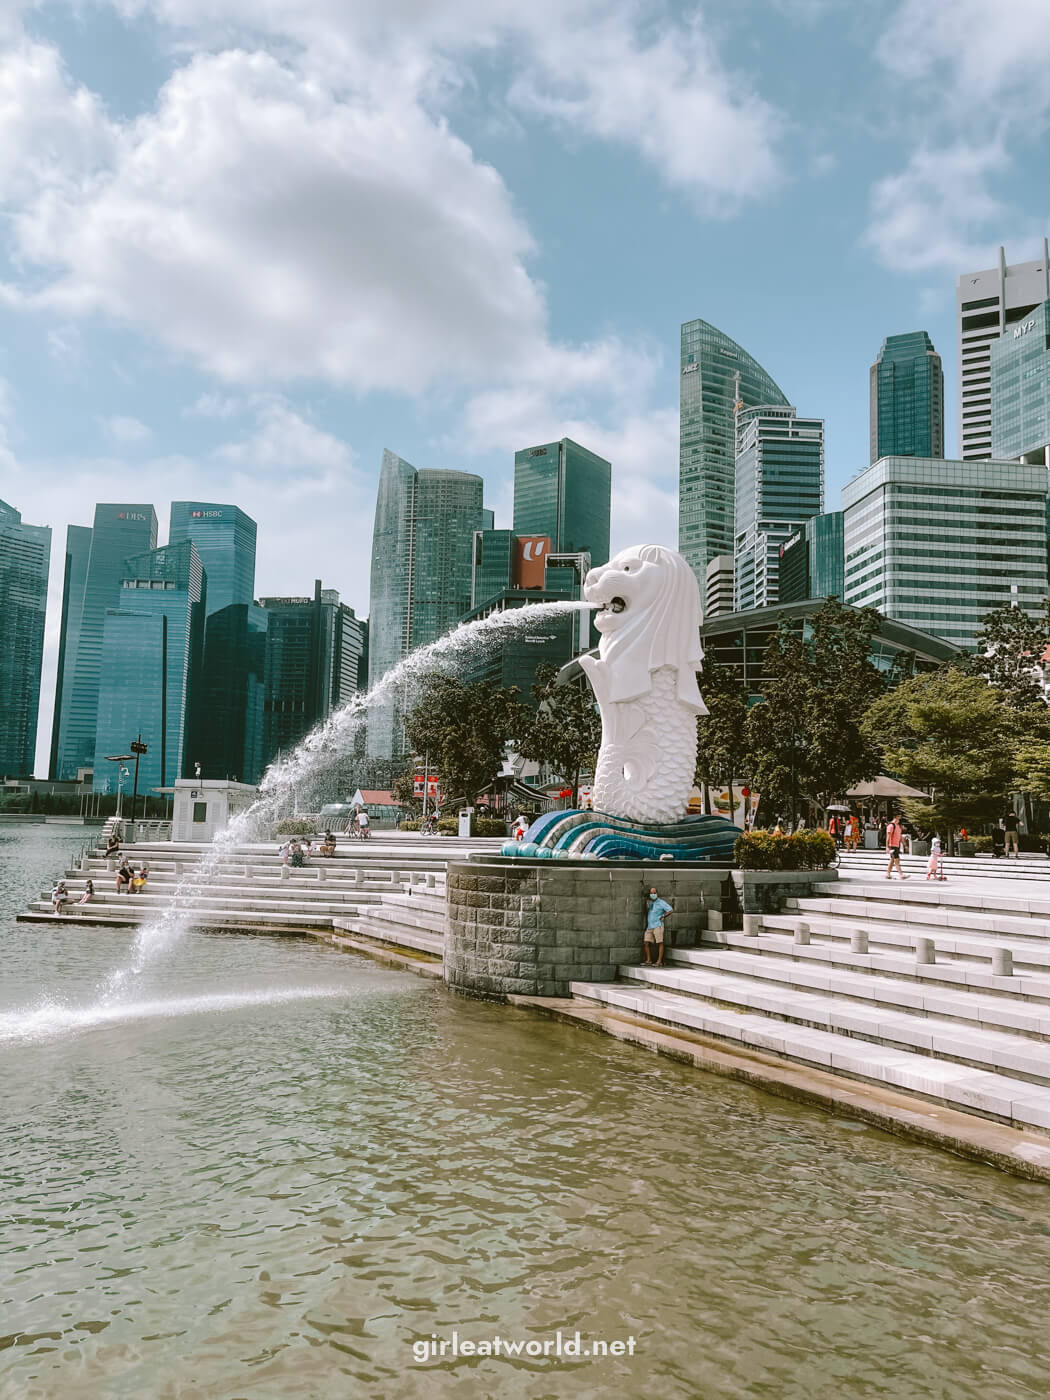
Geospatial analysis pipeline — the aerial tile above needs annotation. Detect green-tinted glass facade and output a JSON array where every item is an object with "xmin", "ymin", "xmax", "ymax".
[
  {"xmin": 680, "ymin": 318, "xmax": 789, "ymax": 589},
  {"xmin": 843, "ymin": 457, "xmax": 1048, "ymax": 650},
  {"xmin": 990, "ymin": 299, "xmax": 1050, "ymax": 461},
  {"xmin": 472, "ymin": 529, "xmax": 513, "ymax": 608},
  {"xmin": 513, "ymin": 439, "xmax": 611, "ymax": 566},
  {"xmin": 169, "ymin": 501, "xmax": 257, "ymax": 616},
  {"xmin": 0, "ymin": 500, "xmax": 51, "ymax": 777},
  {"xmin": 778, "ymin": 513, "xmax": 845, "ymax": 605},
  {"xmin": 189, "ymin": 603, "xmax": 269, "ymax": 783},
  {"xmin": 367, "ymin": 450, "xmax": 489, "ymax": 756},
  {"xmin": 54, "ymin": 504, "xmax": 158, "ymax": 780},
  {"xmin": 869, "ymin": 331, "xmax": 944, "ymax": 463},
  {"xmin": 49, "ymin": 525, "xmax": 92, "ymax": 778},
  {"xmin": 93, "ymin": 541, "xmax": 205, "ymax": 795}
]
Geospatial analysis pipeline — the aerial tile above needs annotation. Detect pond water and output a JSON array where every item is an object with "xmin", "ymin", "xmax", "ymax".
[{"xmin": 2, "ymin": 824, "xmax": 1048, "ymax": 1399}]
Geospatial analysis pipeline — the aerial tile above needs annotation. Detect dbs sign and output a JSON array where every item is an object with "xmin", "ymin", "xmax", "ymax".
[{"xmin": 513, "ymin": 535, "xmax": 550, "ymax": 589}]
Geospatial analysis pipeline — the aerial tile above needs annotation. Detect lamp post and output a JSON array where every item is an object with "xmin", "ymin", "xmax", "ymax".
[
  {"xmin": 129, "ymin": 735, "xmax": 148, "ymax": 824},
  {"xmin": 105, "ymin": 754, "xmax": 133, "ymax": 821}
]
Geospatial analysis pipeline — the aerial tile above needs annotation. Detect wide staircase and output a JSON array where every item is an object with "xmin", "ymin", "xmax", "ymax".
[
  {"xmin": 570, "ymin": 872, "xmax": 1050, "ymax": 1137},
  {"xmin": 20, "ymin": 834, "xmax": 496, "ymax": 947}
]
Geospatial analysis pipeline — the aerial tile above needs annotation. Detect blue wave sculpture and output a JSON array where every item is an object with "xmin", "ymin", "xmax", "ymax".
[{"xmin": 501, "ymin": 809, "xmax": 740, "ymax": 862}]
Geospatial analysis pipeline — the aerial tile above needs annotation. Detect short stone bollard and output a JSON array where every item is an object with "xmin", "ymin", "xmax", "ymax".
[
  {"xmin": 915, "ymin": 936, "xmax": 935, "ymax": 964},
  {"xmin": 742, "ymin": 913, "xmax": 762, "ymax": 936},
  {"xmin": 317, "ymin": 865, "xmax": 326, "ymax": 882},
  {"xmin": 850, "ymin": 929, "xmax": 869, "ymax": 954},
  {"xmin": 280, "ymin": 864, "xmax": 290, "ymax": 881},
  {"xmin": 794, "ymin": 921, "xmax": 810, "ymax": 945},
  {"xmin": 991, "ymin": 947, "xmax": 1014, "ymax": 977},
  {"xmin": 107, "ymin": 857, "xmax": 117, "ymax": 872}
]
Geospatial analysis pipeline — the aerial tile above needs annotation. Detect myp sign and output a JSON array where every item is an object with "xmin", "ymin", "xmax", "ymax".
[{"xmin": 1014, "ymin": 319, "xmax": 1036, "ymax": 339}]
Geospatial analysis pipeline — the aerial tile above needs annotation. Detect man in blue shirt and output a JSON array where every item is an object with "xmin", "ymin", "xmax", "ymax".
[{"xmin": 644, "ymin": 886, "xmax": 673, "ymax": 966}]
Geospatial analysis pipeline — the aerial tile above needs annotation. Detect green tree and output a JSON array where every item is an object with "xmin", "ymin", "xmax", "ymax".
[
  {"xmin": 861, "ymin": 668, "xmax": 1018, "ymax": 851},
  {"xmin": 517, "ymin": 665, "xmax": 602, "ymax": 806},
  {"xmin": 404, "ymin": 674, "xmax": 527, "ymax": 808},
  {"xmin": 695, "ymin": 659, "xmax": 750, "ymax": 816},
  {"xmin": 745, "ymin": 600, "xmax": 884, "ymax": 824},
  {"xmin": 966, "ymin": 602, "xmax": 1050, "ymax": 710}
]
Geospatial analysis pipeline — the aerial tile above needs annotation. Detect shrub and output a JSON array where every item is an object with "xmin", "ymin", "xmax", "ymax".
[
  {"xmin": 274, "ymin": 818, "xmax": 316, "ymax": 836},
  {"xmin": 437, "ymin": 818, "xmax": 459, "ymax": 835},
  {"xmin": 475, "ymin": 818, "xmax": 507, "ymax": 837},
  {"xmin": 1019, "ymin": 833, "xmax": 1048, "ymax": 854},
  {"xmin": 734, "ymin": 828, "xmax": 836, "ymax": 871},
  {"xmin": 974, "ymin": 835, "xmax": 993, "ymax": 854},
  {"xmin": 400, "ymin": 820, "xmax": 421, "ymax": 831}
]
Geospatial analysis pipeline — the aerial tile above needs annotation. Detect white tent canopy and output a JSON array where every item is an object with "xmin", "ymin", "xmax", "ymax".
[{"xmin": 845, "ymin": 776, "xmax": 928, "ymax": 800}]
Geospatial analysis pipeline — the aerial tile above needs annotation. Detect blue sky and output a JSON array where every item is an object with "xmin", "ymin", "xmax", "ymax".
[{"xmin": 1, "ymin": 0, "xmax": 1049, "ymax": 772}]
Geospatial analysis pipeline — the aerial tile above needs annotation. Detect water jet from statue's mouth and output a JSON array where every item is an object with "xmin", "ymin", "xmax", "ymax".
[{"xmin": 599, "ymin": 596, "xmax": 626, "ymax": 614}]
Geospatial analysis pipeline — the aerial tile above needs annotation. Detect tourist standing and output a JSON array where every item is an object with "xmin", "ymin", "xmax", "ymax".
[
  {"xmin": 1003, "ymin": 808, "xmax": 1020, "ymax": 858},
  {"xmin": 926, "ymin": 836, "xmax": 946, "ymax": 881},
  {"xmin": 885, "ymin": 815, "xmax": 907, "ymax": 880},
  {"xmin": 643, "ymin": 887, "xmax": 672, "ymax": 967}
]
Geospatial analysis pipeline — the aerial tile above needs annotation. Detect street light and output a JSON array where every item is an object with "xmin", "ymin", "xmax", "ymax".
[{"xmin": 105, "ymin": 754, "xmax": 133, "ymax": 820}]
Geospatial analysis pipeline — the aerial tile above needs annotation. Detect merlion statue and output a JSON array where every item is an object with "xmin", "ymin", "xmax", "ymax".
[{"xmin": 580, "ymin": 544, "xmax": 706, "ymax": 825}]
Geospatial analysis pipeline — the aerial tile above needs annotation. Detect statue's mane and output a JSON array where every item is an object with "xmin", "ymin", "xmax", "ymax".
[{"xmin": 598, "ymin": 545, "xmax": 704, "ymax": 709}]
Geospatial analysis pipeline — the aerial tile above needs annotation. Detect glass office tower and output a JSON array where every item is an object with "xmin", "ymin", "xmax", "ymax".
[
  {"xmin": 53, "ymin": 504, "xmax": 158, "ymax": 780},
  {"xmin": 93, "ymin": 540, "xmax": 205, "ymax": 796},
  {"xmin": 778, "ymin": 512, "xmax": 845, "ymax": 605},
  {"xmin": 169, "ymin": 502, "xmax": 257, "ymax": 616},
  {"xmin": 258, "ymin": 586, "xmax": 367, "ymax": 768},
  {"xmin": 512, "ymin": 438, "xmax": 611, "ymax": 568},
  {"xmin": 733, "ymin": 406, "xmax": 824, "ymax": 612},
  {"xmin": 680, "ymin": 318, "xmax": 789, "ymax": 588},
  {"xmin": 367, "ymin": 450, "xmax": 490, "ymax": 756},
  {"xmin": 49, "ymin": 525, "xmax": 92, "ymax": 779},
  {"xmin": 957, "ymin": 240, "xmax": 1050, "ymax": 459},
  {"xmin": 189, "ymin": 603, "xmax": 269, "ymax": 784},
  {"xmin": 869, "ymin": 332, "xmax": 944, "ymax": 463},
  {"xmin": 843, "ymin": 457, "xmax": 1048, "ymax": 649},
  {"xmin": 0, "ymin": 500, "xmax": 51, "ymax": 777},
  {"xmin": 990, "ymin": 298, "xmax": 1050, "ymax": 463}
]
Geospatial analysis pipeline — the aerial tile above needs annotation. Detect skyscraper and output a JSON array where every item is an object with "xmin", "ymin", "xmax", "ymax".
[
  {"xmin": 0, "ymin": 500, "xmax": 51, "ymax": 777},
  {"xmin": 733, "ymin": 406, "xmax": 824, "ymax": 612},
  {"xmin": 259, "ymin": 585, "xmax": 367, "ymax": 766},
  {"xmin": 93, "ymin": 540, "xmax": 205, "ymax": 796},
  {"xmin": 169, "ymin": 502, "xmax": 257, "ymax": 615},
  {"xmin": 190, "ymin": 603, "xmax": 269, "ymax": 784},
  {"xmin": 367, "ymin": 450, "xmax": 490, "ymax": 756},
  {"xmin": 957, "ymin": 240, "xmax": 1050, "ymax": 459},
  {"xmin": 843, "ymin": 457, "xmax": 1048, "ymax": 649},
  {"xmin": 512, "ymin": 438, "xmax": 611, "ymax": 567},
  {"xmin": 680, "ymin": 318, "xmax": 790, "ymax": 588},
  {"xmin": 869, "ymin": 332, "xmax": 944, "ymax": 463},
  {"xmin": 778, "ymin": 513, "xmax": 845, "ymax": 606},
  {"xmin": 49, "ymin": 525, "xmax": 92, "ymax": 779},
  {"xmin": 53, "ymin": 504, "xmax": 158, "ymax": 780},
  {"xmin": 990, "ymin": 297, "xmax": 1050, "ymax": 464}
]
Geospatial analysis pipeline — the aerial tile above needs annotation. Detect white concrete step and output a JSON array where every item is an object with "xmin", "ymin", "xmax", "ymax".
[
  {"xmin": 697, "ymin": 930, "xmax": 1050, "ymax": 999},
  {"xmin": 366, "ymin": 901, "xmax": 446, "ymax": 936},
  {"xmin": 24, "ymin": 901, "xmax": 337, "ymax": 930},
  {"xmin": 332, "ymin": 916, "xmax": 443, "ymax": 958},
  {"xmin": 760, "ymin": 912, "xmax": 1050, "ymax": 973},
  {"xmin": 787, "ymin": 894, "xmax": 1050, "ymax": 939},
  {"xmin": 570, "ymin": 980, "xmax": 1050, "ymax": 1133},
  {"xmin": 795, "ymin": 884, "xmax": 1050, "ymax": 922},
  {"xmin": 611, "ymin": 963, "xmax": 1050, "ymax": 1086},
  {"xmin": 840, "ymin": 851, "xmax": 1050, "ymax": 882},
  {"xmin": 668, "ymin": 945, "xmax": 1050, "ymax": 1038}
]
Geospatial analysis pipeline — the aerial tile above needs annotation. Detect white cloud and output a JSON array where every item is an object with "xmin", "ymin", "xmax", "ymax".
[
  {"xmin": 103, "ymin": 414, "xmax": 153, "ymax": 444},
  {"xmin": 863, "ymin": 141, "xmax": 1033, "ymax": 274},
  {"xmin": 878, "ymin": 0, "xmax": 1050, "ymax": 114},
  {"xmin": 215, "ymin": 396, "xmax": 356, "ymax": 477},
  {"xmin": 0, "ymin": 375, "xmax": 15, "ymax": 472}
]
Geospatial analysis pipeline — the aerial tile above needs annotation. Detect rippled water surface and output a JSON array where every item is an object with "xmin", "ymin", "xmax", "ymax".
[{"xmin": 2, "ymin": 824, "xmax": 1050, "ymax": 1399}]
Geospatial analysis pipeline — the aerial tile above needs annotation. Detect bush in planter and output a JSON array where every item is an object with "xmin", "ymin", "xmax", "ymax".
[
  {"xmin": 973, "ymin": 835, "xmax": 993, "ymax": 854},
  {"xmin": 400, "ymin": 820, "xmax": 421, "ymax": 831},
  {"xmin": 274, "ymin": 818, "xmax": 316, "ymax": 837},
  {"xmin": 734, "ymin": 829, "xmax": 836, "ymax": 871},
  {"xmin": 437, "ymin": 818, "xmax": 459, "ymax": 835},
  {"xmin": 475, "ymin": 818, "xmax": 507, "ymax": 837}
]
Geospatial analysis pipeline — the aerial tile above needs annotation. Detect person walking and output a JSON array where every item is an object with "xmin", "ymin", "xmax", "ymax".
[
  {"xmin": 1003, "ymin": 808, "xmax": 1020, "ymax": 857},
  {"xmin": 885, "ymin": 815, "xmax": 907, "ymax": 880},
  {"xmin": 643, "ymin": 886, "xmax": 672, "ymax": 967}
]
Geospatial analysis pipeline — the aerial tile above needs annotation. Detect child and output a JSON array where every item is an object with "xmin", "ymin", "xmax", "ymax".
[
  {"xmin": 78, "ymin": 879, "xmax": 95, "ymax": 904},
  {"xmin": 926, "ymin": 835, "xmax": 946, "ymax": 882}
]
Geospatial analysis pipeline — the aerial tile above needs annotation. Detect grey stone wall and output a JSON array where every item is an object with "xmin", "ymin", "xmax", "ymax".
[
  {"xmin": 729, "ymin": 868, "xmax": 839, "ymax": 914},
  {"xmin": 444, "ymin": 860, "xmax": 732, "ymax": 1000}
]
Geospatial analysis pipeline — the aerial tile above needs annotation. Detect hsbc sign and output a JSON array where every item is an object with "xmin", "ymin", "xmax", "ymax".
[{"xmin": 191, "ymin": 509, "xmax": 224, "ymax": 519}]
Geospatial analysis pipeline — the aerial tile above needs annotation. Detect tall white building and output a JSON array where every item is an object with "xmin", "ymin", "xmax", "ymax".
[
  {"xmin": 733, "ymin": 406, "xmax": 823, "ymax": 613},
  {"xmin": 956, "ymin": 240, "xmax": 1050, "ymax": 459},
  {"xmin": 704, "ymin": 555, "xmax": 734, "ymax": 619},
  {"xmin": 843, "ymin": 457, "xmax": 1048, "ymax": 650}
]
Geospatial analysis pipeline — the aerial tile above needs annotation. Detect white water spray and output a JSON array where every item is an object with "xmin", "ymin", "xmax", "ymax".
[{"xmin": 98, "ymin": 599, "xmax": 594, "ymax": 1000}]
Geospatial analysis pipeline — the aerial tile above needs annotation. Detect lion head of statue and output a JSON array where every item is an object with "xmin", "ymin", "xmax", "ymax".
[{"xmin": 583, "ymin": 543, "xmax": 704, "ymax": 708}]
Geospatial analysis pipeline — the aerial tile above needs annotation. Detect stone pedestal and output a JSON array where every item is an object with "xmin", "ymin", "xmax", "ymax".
[{"xmin": 444, "ymin": 859, "xmax": 731, "ymax": 1001}]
